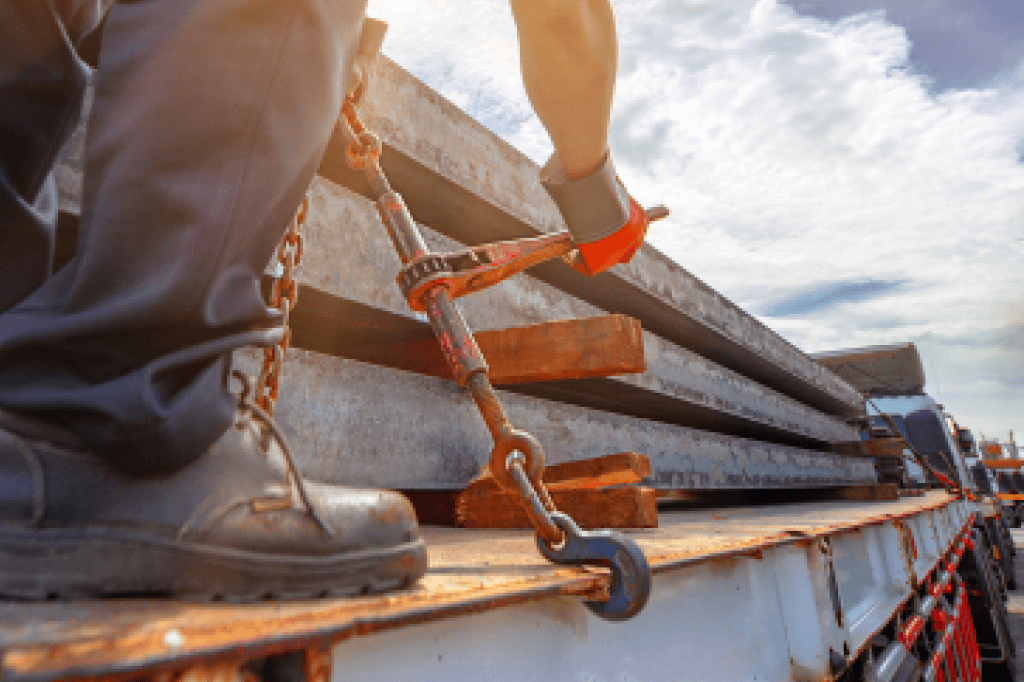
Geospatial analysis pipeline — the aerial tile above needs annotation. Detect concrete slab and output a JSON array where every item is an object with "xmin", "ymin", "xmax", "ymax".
[
  {"xmin": 296, "ymin": 177, "xmax": 859, "ymax": 447},
  {"xmin": 235, "ymin": 348, "xmax": 875, "ymax": 490}
]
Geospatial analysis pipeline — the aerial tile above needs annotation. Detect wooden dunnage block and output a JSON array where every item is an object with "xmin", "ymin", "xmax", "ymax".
[
  {"xmin": 456, "ymin": 453, "xmax": 657, "ymax": 530},
  {"xmin": 339, "ymin": 314, "xmax": 645, "ymax": 385}
]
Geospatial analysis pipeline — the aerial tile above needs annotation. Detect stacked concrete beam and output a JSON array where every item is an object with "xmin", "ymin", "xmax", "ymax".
[
  {"xmin": 317, "ymin": 57, "xmax": 865, "ymax": 419},
  {"xmin": 295, "ymin": 177, "xmax": 857, "ymax": 449},
  {"xmin": 235, "ymin": 349, "xmax": 875, "ymax": 490},
  {"xmin": 56, "ymin": 65, "xmax": 873, "ymax": 491}
]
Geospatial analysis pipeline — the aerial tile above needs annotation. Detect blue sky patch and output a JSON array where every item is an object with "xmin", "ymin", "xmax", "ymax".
[
  {"xmin": 762, "ymin": 279, "xmax": 910, "ymax": 317},
  {"xmin": 785, "ymin": 0, "xmax": 1024, "ymax": 91}
]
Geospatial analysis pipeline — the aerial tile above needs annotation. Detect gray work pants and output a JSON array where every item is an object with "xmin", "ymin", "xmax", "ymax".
[{"xmin": 0, "ymin": 0, "xmax": 366, "ymax": 474}]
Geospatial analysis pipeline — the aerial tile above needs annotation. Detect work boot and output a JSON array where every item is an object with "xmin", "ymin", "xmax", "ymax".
[{"xmin": 0, "ymin": 385, "xmax": 427, "ymax": 601}]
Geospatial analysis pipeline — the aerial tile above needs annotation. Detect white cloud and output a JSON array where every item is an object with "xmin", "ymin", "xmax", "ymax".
[{"xmin": 367, "ymin": 0, "xmax": 1024, "ymax": 438}]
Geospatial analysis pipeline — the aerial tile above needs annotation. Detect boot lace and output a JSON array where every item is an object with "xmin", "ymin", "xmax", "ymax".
[{"xmin": 232, "ymin": 370, "xmax": 334, "ymax": 537}]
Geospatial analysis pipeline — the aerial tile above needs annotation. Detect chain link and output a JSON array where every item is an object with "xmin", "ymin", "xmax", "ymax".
[{"xmin": 255, "ymin": 195, "xmax": 309, "ymax": 414}]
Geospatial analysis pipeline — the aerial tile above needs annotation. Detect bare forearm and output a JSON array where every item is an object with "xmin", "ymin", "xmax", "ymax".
[{"xmin": 510, "ymin": 0, "xmax": 617, "ymax": 179}]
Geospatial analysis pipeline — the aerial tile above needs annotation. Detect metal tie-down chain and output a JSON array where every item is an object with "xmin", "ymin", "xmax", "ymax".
[
  {"xmin": 256, "ymin": 195, "xmax": 308, "ymax": 415},
  {"xmin": 337, "ymin": 64, "xmax": 651, "ymax": 621}
]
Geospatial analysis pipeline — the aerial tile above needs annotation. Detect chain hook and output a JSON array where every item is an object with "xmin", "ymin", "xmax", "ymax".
[
  {"xmin": 506, "ymin": 456, "xmax": 650, "ymax": 621},
  {"xmin": 537, "ymin": 512, "xmax": 651, "ymax": 621}
]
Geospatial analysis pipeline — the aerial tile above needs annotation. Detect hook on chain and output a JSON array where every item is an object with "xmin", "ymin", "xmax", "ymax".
[
  {"xmin": 506, "ymin": 454, "xmax": 651, "ymax": 621},
  {"xmin": 537, "ymin": 512, "xmax": 652, "ymax": 621}
]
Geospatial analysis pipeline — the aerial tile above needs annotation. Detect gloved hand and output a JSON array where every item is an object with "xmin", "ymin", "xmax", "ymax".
[
  {"xmin": 570, "ymin": 195, "xmax": 649, "ymax": 276},
  {"xmin": 541, "ymin": 152, "xmax": 655, "ymax": 276}
]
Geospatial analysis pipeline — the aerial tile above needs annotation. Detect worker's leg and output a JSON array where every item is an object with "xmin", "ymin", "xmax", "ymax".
[
  {"xmin": 0, "ymin": 0, "xmax": 427, "ymax": 600},
  {"xmin": 0, "ymin": 0, "xmax": 108, "ymax": 313},
  {"xmin": 0, "ymin": 0, "xmax": 364, "ymax": 474}
]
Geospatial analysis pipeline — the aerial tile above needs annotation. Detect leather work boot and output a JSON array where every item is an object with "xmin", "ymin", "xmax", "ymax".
[{"xmin": 0, "ymin": 397, "xmax": 427, "ymax": 601}]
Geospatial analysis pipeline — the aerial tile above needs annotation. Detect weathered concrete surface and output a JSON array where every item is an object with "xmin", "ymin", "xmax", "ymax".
[
  {"xmin": 297, "ymin": 177, "xmax": 859, "ymax": 447},
  {"xmin": 316, "ymin": 57, "xmax": 864, "ymax": 418},
  {"xmin": 235, "ymin": 348, "xmax": 875, "ymax": 490}
]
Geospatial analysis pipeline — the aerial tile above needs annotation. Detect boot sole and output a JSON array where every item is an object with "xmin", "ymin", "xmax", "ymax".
[{"xmin": 0, "ymin": 526, "xmax": 427, "ymax": 601}]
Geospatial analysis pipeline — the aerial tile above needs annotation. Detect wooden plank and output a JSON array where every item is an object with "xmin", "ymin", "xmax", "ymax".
[
  {"xmin": 860, "ymin": 438, "xmax": 908, "ymax": 459},
  {"xmin": 343, "ymin": 315, "xmax": 645, "ymax": 385},
  {"xmin": 983, "ymin": 459, "xmax": 1024, "ymax": 469},
  {"xmin": 526, "ymin": 452, "xmax": 648, "ymax": 485},
  {"xmin": 391, "ymin": 454, "xmax": 652, "ymax": 527},
  {"xmin": 467, "ymin": 452, "xmax": 650, "ymax": 493},
  {"xmin": 456, "ymin": 487, "xmax": 658, "ymax": 530},
  {"xmin": 455, "ymin": 453, "xmax": 656, "ymax": 529},
  {"xmin": 829, "ymin": 483, "xmax": 899, "ymax": 501}
]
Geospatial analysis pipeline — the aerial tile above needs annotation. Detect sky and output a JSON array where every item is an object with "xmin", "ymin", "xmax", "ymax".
[{"xmin": 365, "ymin": 0, "xmax": 1024, "ymax": 445}]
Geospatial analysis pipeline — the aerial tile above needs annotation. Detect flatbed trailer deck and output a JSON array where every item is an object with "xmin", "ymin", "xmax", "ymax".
[{"xmin": 1, "ymin": 491, "xmax": 982, "ymax": 682}]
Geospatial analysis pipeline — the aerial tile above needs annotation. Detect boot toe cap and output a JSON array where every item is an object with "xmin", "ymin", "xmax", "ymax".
[{"xmin": 306, "ymin": 482, "xmax": 421, "ymax": 552}]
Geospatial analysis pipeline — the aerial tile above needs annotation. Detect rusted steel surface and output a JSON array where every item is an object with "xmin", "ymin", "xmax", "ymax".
[
  {"xmin": 811, "ymin": 343, "xmax": 926, "ymax": 397},
  {"xmin": 641, "ymin": 490, "xmax": 958, "ymax": 573},
  {"xmin": 341, "ymin": 315, "xmax": 645, "ymax": 385},
  {"xmin": 292, "ymin": 176, "xmax": 858, "ymax": 448},
  {"xmin": 0, "ymin": 492, "xmax": 957, "ymax": 682},
  {"xmin": 0, "ymin": 569, "xmax": 604, "ymax": 682},
  {"xmin": 233, "ymin": 348, "xmax": 874, "ymax": 490},
  {"xmin": 312, "ymin": 58, "xmax": 864, "ymax": 419}
]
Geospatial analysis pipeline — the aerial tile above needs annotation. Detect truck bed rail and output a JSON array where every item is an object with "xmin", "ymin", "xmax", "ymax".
[{"xmin": 1, "ymin": 492, "xmax": 970, "ymax": 682}]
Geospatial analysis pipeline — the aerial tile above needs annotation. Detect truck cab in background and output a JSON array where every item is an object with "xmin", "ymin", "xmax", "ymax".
[
  {"xmin": 814, "ymin": 343, "xmax": 971, "ymax": 491},
  {"xmin": 814, "ymin": 342, "xmax": 1019, "ymax": 677}
]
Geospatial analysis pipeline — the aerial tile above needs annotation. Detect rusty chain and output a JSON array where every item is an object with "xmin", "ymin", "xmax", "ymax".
[
  {"xmin": 338, "ymin": 93, "xmax": 651, "ymax": 622},
  {"xmin": 338, "ymin": 101, "xmax": 565, "ymax": 544},
  {"xmin": 255, "ymin": 195, "xmax": 308, "ymax": 415},
  {"xmin": 250, "ymin": 22, "xmax": 384, "ymax": 416}
]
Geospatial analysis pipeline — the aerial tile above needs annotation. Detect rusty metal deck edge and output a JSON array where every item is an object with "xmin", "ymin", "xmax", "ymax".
[
  {"xmin": 0, "ymin": 574, "xmax": 605, "ymax": 682},
  {"xmin": 646, "ymin": 493, "xmax": 959, "ymax": 574},
  {"xmin": 1, "ymin": 495, "xmax": 960, "ymax": 682}
]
